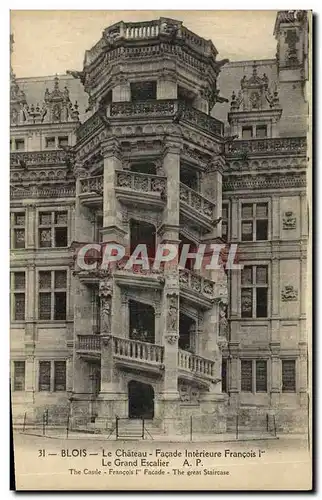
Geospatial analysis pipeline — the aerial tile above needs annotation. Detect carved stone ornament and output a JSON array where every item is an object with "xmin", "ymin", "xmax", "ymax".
[
  {"xmin": 99, "ymin": 278, "xmax": 113, "ymax": 299},
  {"xmin": 219, "ymin": 302, "xmax": 229, "ymax": 339},
  {"xmin": 167, "ymin": 293, "xmax": 178, "ymax": 331},
  {"xmin": 165, "ymin": 334, "xmax": 179, "ymax": 345},
  {"xmin": 283, "ymin": 211, "xmax": 297, "ymax": 230},
  {"xmin": 281, "ymin": 285, "xmax": 298, "ymax": 301}
]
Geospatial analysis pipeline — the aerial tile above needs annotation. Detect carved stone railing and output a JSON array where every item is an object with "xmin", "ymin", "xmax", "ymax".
[
  {"xmin": 226, "ymin": 137, "xmax": 307, "ymax": 156},
  {"xmin": 77, "ymin": 335, "xmax": 101, "ymax": 352},
  {"xmin": 115, "ymin": 170, "xmax": 166, "ymax": 196},
  {"xmin": 80, "ymin": 175, "xmax": 103, "ymax": 195},
  {"xmin": 115, "ymin": 256, "xmax": 164, "ymax": 278},
  {"xmin": 10, "ymin": 150, "xmax": 67, "ymax": 167},
  {"xmin": 179, "ymin": 103, "xmax": 223, "ymax": 136},
  {"xmin": 11, "ymin": 184, "xmax": 75, "ymax": 200},
  {"xmin": 178, "ymin": 349, "xmax": 215, "ymax": 380},
  {"xmin": 179, "ymin": 269, "xmax": 215, "ymax": 299},
  {"xmin": 76, "ymin": 112, "xmax": 104, "ymax": 143},
  {"xmin": 180, "ymin": 183, "xmax": 215, "ymax": 219},
  {"xmin": 85, "ymin": 19, "xmax": 215, "ymax": 67},
  {"xmin": 110, "ymin": 99, "xmax": 176, "ymax": 118},
  {"xmin": 109, "ymin": 100, "xmax": 224, "ymax": 137},
  {"xmin": 113, "ymin": 336, "xmax": 164, "ymax": 364}
]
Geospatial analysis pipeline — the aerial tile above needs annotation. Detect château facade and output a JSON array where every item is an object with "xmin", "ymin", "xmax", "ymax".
[{"xmin": 10, "ymin": 11, "xmax": 309, "ymax": 434}]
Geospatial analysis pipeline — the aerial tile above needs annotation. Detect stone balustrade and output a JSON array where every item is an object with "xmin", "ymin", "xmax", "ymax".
[
  {"xmin": 77, "ymin": 335, "xmax": 101, "ymax": 352},
  {"xmin": 113, "ymin": 336, "xmax": 164, "ymax": 364},
  {"xmin": 115, "ymin": 170, "xmax": 166, "ymax": 196},
  {"xmin": 226, "ymin": 137, "xmax": 307, "ymax": 156},
  {"xmin": 179, "ymin": 183, "xmax": 216, "ymax": 220},
  {"xmin": 179, "ymin": 269, "xmax": 215, "ymax": 299},
  {"xmin": 10, "ymin": 150, "xmax": 67, "ymax": 167},
  {"xmin": 115, "ymin": 255, "xmax": 164, "ymax": 277},
  {"xmin": 110, "ymin": 100, "xmax": 223, "ymax": 137},
  {"xmin": 76, "ymin": 112, "xmax": 104, "ymax": 143},
  {"xmin": 110, "ymin": 99, "xmax": 176, "ymax": 118},
  {"xmin": 178, "ymin": 349, "xmax": 215, "ymax": 379},
  {"xmin": 79, "ymin": 175, "xmax": 103, "ymax": 195}
]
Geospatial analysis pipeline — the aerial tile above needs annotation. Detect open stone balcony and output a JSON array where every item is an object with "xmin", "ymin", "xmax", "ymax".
[
  {"xmin": 76, "ymin": 100, "xmax": 223, "ymax": 147},
  {"xmin": 179, "ymin": 182, "xmax": 216, "ymax": 231},
  {"xmin": 179, "ymin": 268, "xmax": 217, "ymax": 307},
  {"xmin": 109, "ymin": 100, "xmax": 223, "ymax": 137},
  {"xmin": 115, "ymin": 170, "xmax": 166, "ymax": 209},
  {"xmin": 76, "ymin": 334, "xmax": 218, "ymax": 384}
]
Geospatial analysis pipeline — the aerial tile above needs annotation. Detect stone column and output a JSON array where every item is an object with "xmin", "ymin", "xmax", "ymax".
[
  {"xmin": 112, "ymin": 75, "xmax": 131, "ymax": 102},
  {"xmin": 157, "ymin": 137, "xmax": 181, "ymax": 426},
  {"xmin": 26, "ymin": 204, "xmax": 36, "ymax": 248},
  {"xmin": 101, "ymin": 138, "xmax": 125, "ymax": 244},
  {"xmin": 157, "ymin": 72, "xmax": 177, "ymax": 100},
  {"xmin": 231, "ymin": 196, "xmax": 239, "ymax": 242},
  {"xmin": 74, "ymin": 163, "xmax": 94, "ymax": 243}
]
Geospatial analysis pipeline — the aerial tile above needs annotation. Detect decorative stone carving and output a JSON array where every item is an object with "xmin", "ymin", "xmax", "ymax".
[
  {"xmin": 223, "ymin": 172, "xmax": 306, "ymax": 192},
  {"xmin": 167, "ymin": 293, "xmax": 178, "ymax": 331},
  {"xmin": 99, "ymin": 278, "xmax": 113, "ymax": 333},
  {"xmin": 219, "ymin": 302, "xmax": 229, "ymax": 339},
  {"xmin": 230, "ymin": 62, "xmax": 281, "ymax": 112},
  {"xmin": 179, "ymin": 383, "xmax": 200, "ymax": 403},
  {"xmin": 165, "ymin": 334, "xmax": 179, "ymax": 345},
  {"xmin": 281, "ymin": 285, "xmax": 298, "ymax": 301},
  {"xmin": 283, "ymin": 211, "xmax": 297, "ymax": 230}
]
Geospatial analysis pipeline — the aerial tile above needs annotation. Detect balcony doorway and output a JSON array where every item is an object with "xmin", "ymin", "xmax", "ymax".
[
  {"xmin": 179, "ymin": 313, "xmax": 196, "ymax": 352},
  {"xmin": 130, "ymin": 162, "xmax": 156, "ymax": 175},
  {"xmin": 179, "ymin": 234, "xmax": 197, "ymax": 271},
  {"xmin": 129, "ymin": 299, "xmax": 155, "ymax": 343},
  {"xmin": 180, "ymin": 164, "xmax": 199, "ymax": 191},
  {"xmin": 130, "ymin": 219, "xmax": 156, "ymax": 260},
  {"xmin": 128, "ymin": 380, "xmax": 154, "ymax": 419}
]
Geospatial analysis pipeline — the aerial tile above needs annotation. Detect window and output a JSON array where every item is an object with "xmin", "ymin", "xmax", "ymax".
[
  {"xmin": 92, "ymin": 289, "xmax": 101, "ymax": 334},
  {"xmin": 241, "ymin": 360, "xmax": 253, "ymax": 392},
  {"xmin": 38, "ymin": 270, "xmax": 67, "ymax": 320},
  {"xmin": 241, "ymin": 359, "xmax": 267, "ymax": 392},
  {"xmin": 45, "ymin": 137, "xmax": 55, "ymax": 149},
  {"xmin": 54, "ymin": 361, "xmax": 66, "ymax": 391},
  {"xmin": 256, "ymin": 125, "xmax": 267, "ymax": 138},
  {"xmin": 15, "ymin": 139, "xmax": 25, "ymax": 151},
  {"xmin": 222, "ymin": 204, "xmax": 229, "ymax": 242},
  {"xmin": 222, "ymin": 358, "xmax": 228, "ymax": 393},
  {"xmin": 39, "ymin": 360, "xmax": 67, "ymax": 392},
  {"xmin": 256, "ymin": 360, "xmax": 267, "ymax": 392},
  {"xmin": 13, "ymin": 361, "xmax": 25, "ymax": 391},
  {"xmin": 11, "ymin": 212, "xmax": 25, "ymax": 249},
  {"xmin": 38, "ymin": 211, "xmax": 68, "ymax": 248},
  {"xmin": 130, "ymin": 81, "xmax": 156, "ymax": 101},
  {"xmin": 242, "ymin": 126, "xmax": 253, "ymax": 139},
  {"xmin": 58, "ymin": 136, "xmax": 68, "ymax": 148},
  {"xmin": 94, "ymin": 215, "xmax": 103, "ymax": 243},
  {"xmin": 241, "ymin": 202, "xmax": 268, "ymax": 241},
  {"xmin": 11, "ymin": 272, "xmax": 26, "ymax": 321},
  {"xmin": 282, "ymin": 360, "xmax": 296, "ymax": 392},
  {"xmin": 39, "ymin": 361, "xmax": 51, "ymax": 391},
  {"xmin": 241, "ymin": 265, "xmax": 268, "ymax": 318}
]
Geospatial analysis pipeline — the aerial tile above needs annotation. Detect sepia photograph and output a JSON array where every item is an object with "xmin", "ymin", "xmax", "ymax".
[{"xmin": 9, "ymin": 9, "xmax": 312, "ymax": 490}]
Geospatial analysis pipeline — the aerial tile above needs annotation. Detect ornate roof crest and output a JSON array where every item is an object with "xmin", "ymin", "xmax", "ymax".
[{"xmin": 230, "ymin": 62, "xmax": 281, "ymax": 112}]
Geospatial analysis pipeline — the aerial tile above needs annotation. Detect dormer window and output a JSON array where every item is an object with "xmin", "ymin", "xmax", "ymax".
[
  {"xmin": 46, "ymin": 137, "xmax": 55, "ymax": 149},
  {"xmin": 256, "ymin": 125, "xmax": 267, "ymax": 138},
  {"xmin": 15, "ymin": 139, "xmax": 25, "ymax": 151},
  {"xmin": 130, "ymin": 81, "xmax": 156, "ymax": 101},
  {"xmin": 242, "ymin": 126, "xmax": 253, "ymax": 139},
  {"xmin": 58, "ymin": 136, "xmax": 69, "ymax": 148}
]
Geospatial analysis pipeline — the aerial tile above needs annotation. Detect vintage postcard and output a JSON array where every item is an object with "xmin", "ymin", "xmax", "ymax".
[{"xmin": 10, "ymin": 10, "xmax": 312, "ymax": 490}]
